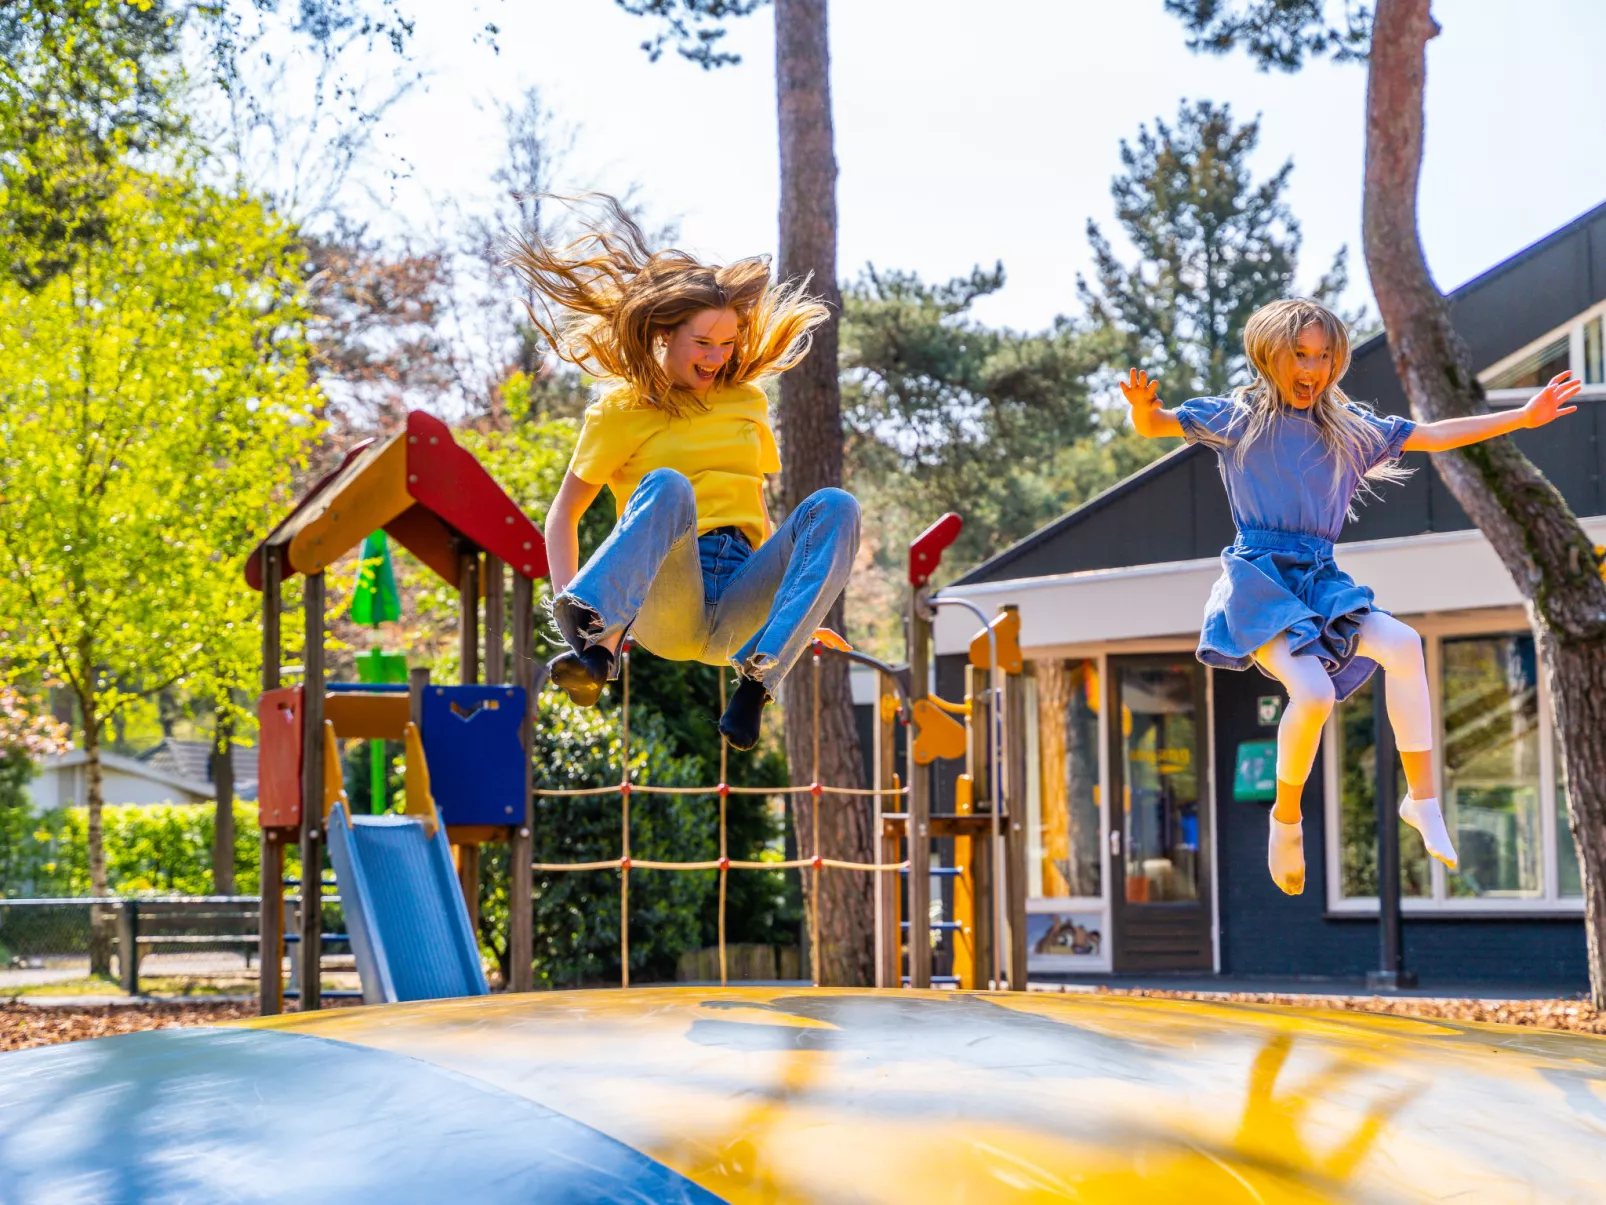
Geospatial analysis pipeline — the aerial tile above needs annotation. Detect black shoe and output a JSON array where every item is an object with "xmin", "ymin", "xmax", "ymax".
[
  {"xmin": 549, "ymin": 645, "xmax": 614, "ymax": 708},
  {"xmin": 719, "ymin": 676, "xmax": 771, "ymax": 751}
]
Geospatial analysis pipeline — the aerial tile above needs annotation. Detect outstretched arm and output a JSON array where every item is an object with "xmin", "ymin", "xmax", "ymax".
[
  {"xmin": 1119, "ymin": 368, "xmax": 1184, "ymax": 439},
  {"xmin": 1403, "ymin": 371, "xmax": 1583, "ymax": 452}
]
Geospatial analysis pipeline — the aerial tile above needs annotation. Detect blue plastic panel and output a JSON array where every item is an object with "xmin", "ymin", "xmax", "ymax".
[
  {"xmin": 326, "ymin": 800, "xmax": 489, "ymax": 1004},
  {"xmin": 421, "ymin": 684, "xmax": 527, "ymax": 827}
]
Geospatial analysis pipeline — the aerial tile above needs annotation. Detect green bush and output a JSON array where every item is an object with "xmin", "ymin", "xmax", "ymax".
[
  {"xmin": 0, "ymin": 801, "xmax": 266, "ymax": 897},
  {"xmin": 503, "ymin": 692, "xmax": 718, "ymax": 988}
]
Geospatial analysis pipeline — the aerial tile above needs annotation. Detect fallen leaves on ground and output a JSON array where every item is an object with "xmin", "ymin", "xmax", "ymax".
[
  {"xmin": 4, "ymin": 991, "xmax": 1604, "ymax": 1053},
  {"xmin": 1077, "ymin": 987, "xmax": 1606, "ymax": 1035},
  {"xmin": 2, "ymin": 1000, "xmax": 309, "ymax": 1052}
]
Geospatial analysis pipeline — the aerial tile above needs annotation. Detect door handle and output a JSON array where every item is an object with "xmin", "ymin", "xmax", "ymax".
[{"xmin": 1109, "ymin": 830, "xmax": 1121, "ymax": 857}]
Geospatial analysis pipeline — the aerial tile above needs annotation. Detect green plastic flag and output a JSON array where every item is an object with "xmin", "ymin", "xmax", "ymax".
[{"xmin": 351, "ymin": 530, "xmax": 401, "ymax": 627}]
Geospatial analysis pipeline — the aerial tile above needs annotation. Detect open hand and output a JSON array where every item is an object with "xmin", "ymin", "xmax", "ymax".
[
  {"xmin": 1521, "ymin": 371, "xmax": 1582, "ymax": 429},
  {"xmin": 1120, "ymin": 368, "xmax": 1160, "ymax": 411}
]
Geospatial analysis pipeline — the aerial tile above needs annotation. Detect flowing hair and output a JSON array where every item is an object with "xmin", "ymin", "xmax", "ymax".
[
  {"xmin": 1210, "ymin": 298, "xmax": 1412, "ymax": 508},
  {"xmin": 504, "ymin": 194, "xmax": 829, "ymax": 418}
]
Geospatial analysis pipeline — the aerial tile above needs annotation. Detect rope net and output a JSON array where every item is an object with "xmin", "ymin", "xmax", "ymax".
[{"xmin": 532, "ymin": 641, "xmax": 909, "ymax": 988}]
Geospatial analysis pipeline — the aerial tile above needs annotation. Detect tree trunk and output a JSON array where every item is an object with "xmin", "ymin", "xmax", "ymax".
[
  {"xmin": 212, "ymin": 700, "xmax": 236, "ymax": 896},
  {"xmin": 80, "ymin": 691, "xmax": 112, "ymax": 977},
  {"xmin": 774, "ymin": 0, "xmax": 872, "ymax": 986},
  {"xmin": 1364, "ymin": 0, "xmax": 1606, "ymax": 1007}
]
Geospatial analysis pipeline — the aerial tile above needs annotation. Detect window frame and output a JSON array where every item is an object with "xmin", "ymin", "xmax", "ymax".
[
  {"xmin": 1480, "ymin": 301, "xmax": 1606, "ymax": 406},
  {"xmin": 1322, "ymin": 609, "xmax": 1584, "ymax": 916}
]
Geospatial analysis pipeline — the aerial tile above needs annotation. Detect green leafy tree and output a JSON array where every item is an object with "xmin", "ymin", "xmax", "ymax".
[
  {"xmin": 1079, "ymin": 99, "xmax": 1353, "ymax": 406},
  {"xmin": 0, "ymin": 167, "xmax": 320, "ymax": 964},
  {"xmin": 1165, "ymin": 0, "xmax": 1606, "ymax": 1008}
]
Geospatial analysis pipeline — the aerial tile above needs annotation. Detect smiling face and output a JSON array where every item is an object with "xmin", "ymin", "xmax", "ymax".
[
  {"xmin": 1271, "ymin": 322, "xmax": 1336, "ymax": 410},
  {"xmin": 663, "ymin": 307, "xmax": 740, "ymax": 395}
]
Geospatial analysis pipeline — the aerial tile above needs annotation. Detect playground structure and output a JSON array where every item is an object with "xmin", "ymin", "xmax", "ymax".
[
  {"xmin": 247, "ymin": 412, "xmax": 1032, "ymax": 1006},
  {"xmin": 249, "ymin": 410, "xmax": 545, "ymax": 1010}
]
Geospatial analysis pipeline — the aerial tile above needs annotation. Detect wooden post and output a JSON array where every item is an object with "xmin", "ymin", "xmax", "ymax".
[
  {"xmin": 874, "ymin": 672, "xmax": 899, "ymax": 988},
  {"xmin": 907, "ymin": 593, "xmax": 933, "ymax": 989},
  {"xmin": 259, "ymin": 544, "xmax": 284, "ymax": 1017},
  {"xmin": 118, "ymin": 900, "xmax": 139, "ymax": 996},
  {"xmin": 299, "ymin": 570, "xmax": 326, "ymax": 1011},
  {"xmin": 1002, "ymin": 617, "xmax": 1029, "ymax": 990},
  {"xmin": 509, "ymin": 572, "xmax": 535, "ymax": 993},
  {"xmin": 408, "ymin": 666, "xmax": 430, "ymax": 731},
  {"xmin": 484, "ymin": 555, "xmax": 505, "ymax": 685},
  {"xmin": 459, "ymin": 549, "xmax": 480, "ymax": 685},
  {"xmin": 456, "ymin": 548, "xmax": 481, "ymax": 935}
]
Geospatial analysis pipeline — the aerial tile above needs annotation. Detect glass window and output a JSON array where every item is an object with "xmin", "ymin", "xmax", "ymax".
[
  {"xmin": 1118, "ymin": 664, "xmax": 1199, "ymax": 904},
  {"xmin": 1585, "ymin": 316, "xmax": 1604, "ymax": 386},
  {"xmin": 1442, "ymin": 635, "xmax": 1543, "ymax": 899},
  {"xmin": 1485, "ymin": 335, "xmax": 1570, "ymax": 391},
  {"xmin": 1555, "ymin": 733, "xmax": 1583, "ymax": 897},
  {"xmin": 1333, "ymin": 682, "xmax": 1430, "ymax": 900},
  {"xmin": 1027, "ymin": 660, "xmax": 1101, "ymax": 899}
]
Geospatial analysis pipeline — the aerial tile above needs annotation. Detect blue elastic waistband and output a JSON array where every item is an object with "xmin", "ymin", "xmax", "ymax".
[{"xmin": 1233, "ymin": 528, "xmax": 1334, "ymax": 557}]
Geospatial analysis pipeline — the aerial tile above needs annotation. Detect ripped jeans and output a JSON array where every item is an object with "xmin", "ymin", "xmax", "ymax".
[{"xmin": 551, "ymin": 468, "xmax": 861, "ymax": 698}]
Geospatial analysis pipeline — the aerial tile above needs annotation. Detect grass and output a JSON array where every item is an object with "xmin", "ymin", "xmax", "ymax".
[{"xmin": 3, "ymin": 974, "xmax": 258, "ymax": 998}]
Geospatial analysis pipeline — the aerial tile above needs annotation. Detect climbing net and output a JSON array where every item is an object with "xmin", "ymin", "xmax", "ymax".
[{"xmin": 533, "ymin": 639, "xmax": 911, "ymax": 987}]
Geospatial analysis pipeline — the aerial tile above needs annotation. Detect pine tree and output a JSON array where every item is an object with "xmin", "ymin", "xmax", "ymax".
[{"xmin": 1079, "ymin": 99, "xmax": 1352, "ymax": 405}]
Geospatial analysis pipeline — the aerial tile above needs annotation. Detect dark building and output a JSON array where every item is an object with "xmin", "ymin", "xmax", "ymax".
[{"xmin": 929, "ymin": 201, "xmax": 1606, "ymax": 988}]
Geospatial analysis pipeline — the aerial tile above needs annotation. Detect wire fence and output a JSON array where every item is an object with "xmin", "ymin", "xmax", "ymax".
[{"xmin": 0, "ymin": 893, "xmax": 355, "ymax": 999}]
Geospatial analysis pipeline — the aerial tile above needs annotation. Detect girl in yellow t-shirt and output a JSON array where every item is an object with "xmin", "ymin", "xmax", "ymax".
[{"xmin": 507, "ymin": 198, "xmax": 861, "ymax": 750}]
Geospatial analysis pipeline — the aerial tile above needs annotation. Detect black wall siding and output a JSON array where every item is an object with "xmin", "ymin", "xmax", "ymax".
[{"xmin": 1211, "ymin": 666, "xmax": 1587, "ymax": 988}]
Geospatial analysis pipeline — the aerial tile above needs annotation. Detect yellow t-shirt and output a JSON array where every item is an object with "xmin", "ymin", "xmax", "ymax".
[{"xmin": 569, "ymin": 382, "xmax": 781, "ymax": 547}]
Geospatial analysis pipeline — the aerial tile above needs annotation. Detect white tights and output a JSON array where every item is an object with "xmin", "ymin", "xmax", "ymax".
[{"xmin": 1253, "ymin": 612, "xmax": 1431, "ymax": 786}]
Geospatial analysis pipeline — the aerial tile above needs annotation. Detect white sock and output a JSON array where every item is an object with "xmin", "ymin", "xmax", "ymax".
[
  {"xmin": 1400, "ymin": 794, "xmax": 1458, "ymax": 869},
  {"xmin": 1267, "ymin": 814, "xmax": 1306, "ymax": 896}
]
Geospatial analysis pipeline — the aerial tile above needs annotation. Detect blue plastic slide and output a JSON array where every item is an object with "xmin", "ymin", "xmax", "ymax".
[{"xmin": 326, "ymin": 800, "xmax": 489, "ymax": 1004}]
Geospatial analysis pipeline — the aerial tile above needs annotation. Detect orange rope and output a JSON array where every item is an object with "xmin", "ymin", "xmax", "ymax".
[
  {"xmin": 532, "ymin": 857, "xmax": 911, "ymax": 873},
  {"xmin": 533, "ymin": 783, "xmax": 909, "ymax": 797}
]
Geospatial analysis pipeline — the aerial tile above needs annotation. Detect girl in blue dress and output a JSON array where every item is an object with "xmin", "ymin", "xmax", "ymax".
[{"xmin": 1121, "ymin": 298, "xmax": 1581, "ymax": 895}]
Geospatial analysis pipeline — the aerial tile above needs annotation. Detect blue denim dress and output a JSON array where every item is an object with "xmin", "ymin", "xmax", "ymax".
[{"xmin": 1179, "ymin": 396, "xmax": 1415, "ymax": 701}]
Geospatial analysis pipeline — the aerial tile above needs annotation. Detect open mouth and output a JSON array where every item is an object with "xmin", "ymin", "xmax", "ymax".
[
  {"xmin": 1291, "ymin": 380, "xmax": 1317, "ymax": 404},
  {"xmin": 693, "ymin": 364, "xmax": 718, "ymax": 384}
]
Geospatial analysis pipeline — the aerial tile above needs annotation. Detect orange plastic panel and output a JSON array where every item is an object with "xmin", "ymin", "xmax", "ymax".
[
  {"xmin": 968, "ymin": 608, "xmax": 1023, "ymax": 675},
  {"xmin": 321, "ymin": 721, "xmax": 348, "ymax": 824},
  {"xmin": 326, "ymin": 693, "xmax": 411, "ymax": 740},
  {"xmin": 258, "ymin": 686, "xmax": 303, "ymax": 829},
  {"xmin": 910, "ymin": 699, "xmax": 967, "ymax": 765}
]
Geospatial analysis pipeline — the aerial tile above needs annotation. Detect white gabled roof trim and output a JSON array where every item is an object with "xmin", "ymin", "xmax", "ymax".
[
  {"xmin": 932, "ymin": 515, "xmax": 1606, "ymax": 656},
  {"xmin": 37, "ymin": 749, "xmax": 214, "ymax": 799}
]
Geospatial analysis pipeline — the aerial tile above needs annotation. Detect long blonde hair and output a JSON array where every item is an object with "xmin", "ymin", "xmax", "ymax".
[
  {"xmin": 1219, "ymin": 298, "xmax": 1411, "ymax": 504},
  {"xmin": 505, "ymin": 195, "xmax": 828, "ymax": 417}
]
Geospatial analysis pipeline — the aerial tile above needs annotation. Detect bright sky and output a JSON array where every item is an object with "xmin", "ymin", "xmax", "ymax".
[{"xmin": 349, "ymin": 0, "xmax": 1606, "ymax": 334}]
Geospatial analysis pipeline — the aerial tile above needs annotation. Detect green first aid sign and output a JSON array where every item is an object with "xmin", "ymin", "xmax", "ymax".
[{"xmin": 1234, "ymin": 739, "xmax": 1278, "ymax": 802}]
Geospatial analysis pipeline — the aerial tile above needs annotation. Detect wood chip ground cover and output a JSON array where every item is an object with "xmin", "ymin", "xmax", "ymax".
[{"xmin": 2, "ymin": 990, "xmax": 1602, "ymax": 1053}]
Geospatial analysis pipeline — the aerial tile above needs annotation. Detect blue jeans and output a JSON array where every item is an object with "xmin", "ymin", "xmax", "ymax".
[{"xmin": 552, "ymin": 468, "xmax": 861, "ymax": 698}]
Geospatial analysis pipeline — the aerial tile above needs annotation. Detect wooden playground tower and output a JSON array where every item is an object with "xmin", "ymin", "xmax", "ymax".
[
  {"xmin": 246, "ymin": 415, "xmax": 1029, "ymax": 1005},
  {"xmin": 248, "ymin": 411, "xmax": 548, "ymax": 1012}
]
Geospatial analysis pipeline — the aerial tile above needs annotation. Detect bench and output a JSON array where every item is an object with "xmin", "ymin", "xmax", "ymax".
[{"xmin": 118, "ymin": 896, "xmax": 348, "ymax": 995}]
